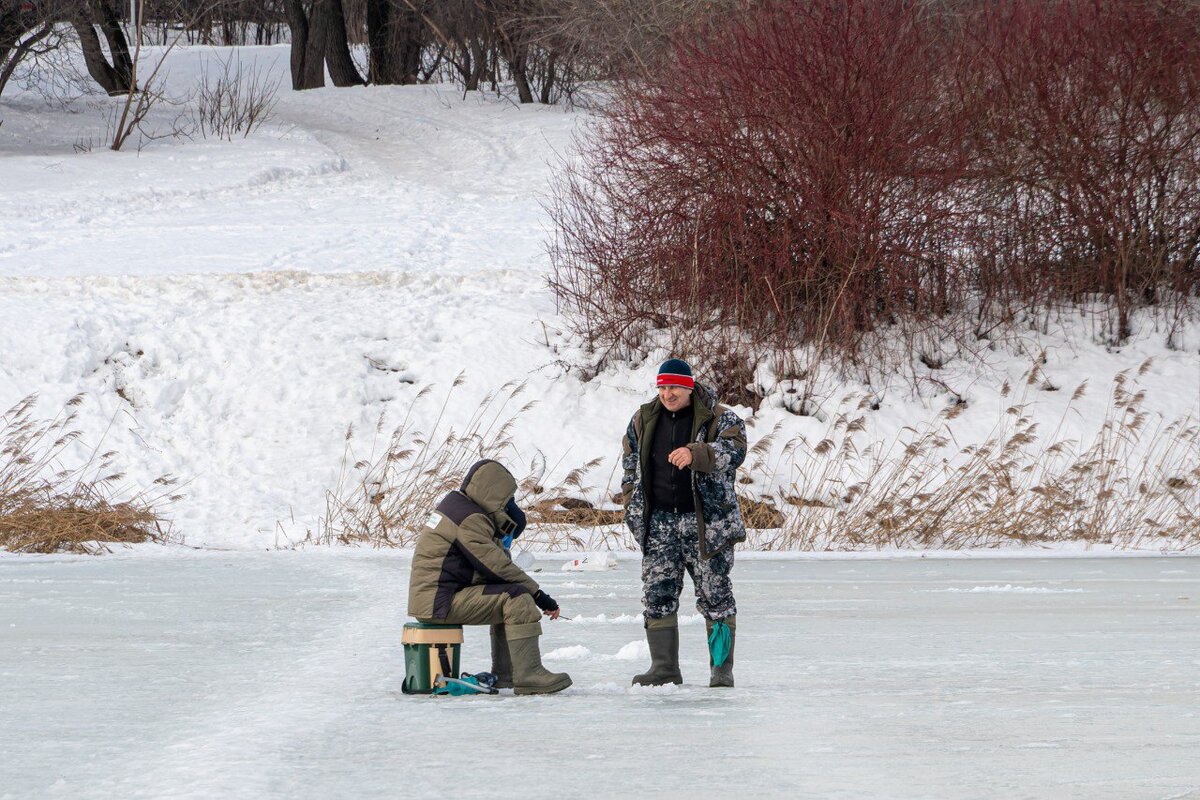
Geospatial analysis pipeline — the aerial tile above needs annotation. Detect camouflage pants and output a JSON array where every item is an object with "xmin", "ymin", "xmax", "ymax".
[{"xmin": 641, "ymin": 508, "xmax": 736, "ymax": 622}]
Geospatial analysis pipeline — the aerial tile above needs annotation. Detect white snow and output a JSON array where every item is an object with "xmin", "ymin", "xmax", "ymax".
[
  {"xmin": 611, "ymin": 639, "xmax": 649, "ymax": 660},
  {"xmin": 2, "ymin": 44, "xmax": 1198, "ymax": 550},
  {"xmin": 543, "ymin": 644, "xmax": 591, "ymax": 660},
  {"xmin": 563, "ymin": 612, "xmax": 642, "ymax": 625}
]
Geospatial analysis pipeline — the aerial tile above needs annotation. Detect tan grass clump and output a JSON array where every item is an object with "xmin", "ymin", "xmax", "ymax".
[
  {"xmin": 315, "ymin": 378, "xmax": 637, "ymax": 550},
  {"xmin": 763, "ymin": 361, "xmax": 1200, "ymax": 551},
  {"xmin": 0, "ymin": 395, "xmax": 180, "ymax": 554}
]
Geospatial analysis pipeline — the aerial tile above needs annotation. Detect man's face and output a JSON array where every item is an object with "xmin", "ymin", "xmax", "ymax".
[{"xmin": 658, "ymin": 385, "xmax": 693, "ymax": 412}]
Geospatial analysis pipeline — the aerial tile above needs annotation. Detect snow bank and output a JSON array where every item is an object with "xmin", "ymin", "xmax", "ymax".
[{"xmin": 2, "ymin": 44, "xmax": 1198, "ymax": 550}]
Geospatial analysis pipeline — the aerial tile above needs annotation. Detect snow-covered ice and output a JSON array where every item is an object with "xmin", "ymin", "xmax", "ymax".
[{"xmin": 2, "ymin": 554, "xmax": 1198, "ymax": 799}]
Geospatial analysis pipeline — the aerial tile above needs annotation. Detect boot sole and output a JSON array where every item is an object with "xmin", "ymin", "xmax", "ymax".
[
  {"xmin": 632, "ymin": 674, "xmax": 683, "ymax": 686},
  {"xmin": 514, "ymin": 675, "xmax": 573, "ymax": 695}
]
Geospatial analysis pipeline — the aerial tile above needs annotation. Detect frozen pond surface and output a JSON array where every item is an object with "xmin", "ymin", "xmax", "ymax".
[{"xmin": 2, "ymin": 552, "xmax": 1199, "ymax": 799}]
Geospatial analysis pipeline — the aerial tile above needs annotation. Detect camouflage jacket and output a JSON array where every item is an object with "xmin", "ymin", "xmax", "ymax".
[{"xmin": 620, "ymin": 383, "xmax": 748, "ymax": 558}]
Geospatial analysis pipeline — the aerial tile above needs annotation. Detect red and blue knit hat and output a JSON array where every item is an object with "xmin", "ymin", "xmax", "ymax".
[{"xmin": 656, "ymin": 358, "xmax": 694, "ymax": 390}]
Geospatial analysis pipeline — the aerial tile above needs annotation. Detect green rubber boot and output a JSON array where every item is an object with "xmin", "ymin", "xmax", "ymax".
[
  {"xmin": 490, "ymin": 624, "xmax": 513, "ymax": 689},
  {"xmin": 632, "ymin": 614, "xmax": 684, "ymax": 686},
  {"xmin": 507, "ymin": 623, "xmax": 572, "ymax": 696},
  {"xmin": 707, "ymin": 616, "xmax": 736, "ymax": 688}
]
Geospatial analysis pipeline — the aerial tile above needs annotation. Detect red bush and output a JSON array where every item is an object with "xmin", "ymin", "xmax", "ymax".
[
  {"xmin": 550, "ymin": 0, "xmax": 1200, "ymax": 390},
  {"xmin": 549, "ymin": 0, "xmax": 972, "ymax": 385},
  {"xmin": 964, "ymin": 0, "xmax": 1200, "ymax": 340}
]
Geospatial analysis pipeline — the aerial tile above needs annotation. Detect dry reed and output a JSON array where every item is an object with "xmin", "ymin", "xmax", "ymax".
[
  {"xmin": 0, "ymin": 394, "xmax": 180, "ymax": 554},
  {"xmin": 312, "ymin": 364, "xmax": 1197, "ymax": 552},
  {"xmin": 762, "ymin": 361, "xmax": 1200, "ymax": 551},
  {"xmin": 314, "ymin": 376, "xmax": 536, "ymax": 547},
  {"xmin": 517, "ymin": 456, "xmax": 630, "ymax": 551}
]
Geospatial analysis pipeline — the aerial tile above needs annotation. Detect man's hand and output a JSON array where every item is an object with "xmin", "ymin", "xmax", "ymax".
[
  {"xmin": 668, "ymin": 446, "xmax": 693, "ymax": 470},
  {"xmin": 533, "ymin": 589, "xmax": 561, "ymax": 620}
]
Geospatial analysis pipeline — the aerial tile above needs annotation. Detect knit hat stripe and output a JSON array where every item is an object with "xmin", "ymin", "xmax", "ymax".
[
  {"xmin": 656, "ymin": 357, "xmax": 695, "ymax": 389},
  {"xmin": 656, "ymin": 372, "xmax": 695, "ymax": 389}
]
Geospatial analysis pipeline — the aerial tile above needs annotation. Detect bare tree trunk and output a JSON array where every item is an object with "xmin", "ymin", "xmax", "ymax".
[
  {"xmin": 367, "ymin": 0, "xmax": 424, "ymax": 85},
  {"xmin": 466, "ymin": 36, "xmax": 487, "ymax": 90},
  {"xmin": 539, "ymin": 49, "xmax": 556, "ymax": 104},
  {"xmin": 505, "ymin": 43, "xmax": 533, "ymax": 103},
  {"xmin": 70, "ymin": 15, "xmax": 128, "ymax": 95},
  {"xmin": 320, "ymin": 0, "xmax": 364, "ymax": 87},
  {"xmin": 0, "ymin": 6, "xmax": 23, "ymax": 61},
  {"xmin": 286, "ymin": 0, "xmax": 363, "ymax": 90},
  {"xmin": 365, "ymin": 0, "xmax": 395, "ymax": 82},
  {"xmin": 284, "ymin": 0, "xmax": 316, "ymax": 89},
  {"xmin": 92, "ymin": 0, "xmax": 135, "ymax": 91},
  {"xmin": 485, "ymin": 3, "xmax": 533, "ymax": 103}
]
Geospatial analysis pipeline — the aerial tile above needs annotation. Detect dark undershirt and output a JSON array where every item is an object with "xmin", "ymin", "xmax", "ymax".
[{"xmin": 649, "ymin": 403, "xmax": 695, "ymax": 514}]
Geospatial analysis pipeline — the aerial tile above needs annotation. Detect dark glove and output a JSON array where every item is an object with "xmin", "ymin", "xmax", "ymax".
[{"xmin": 533, "ymin": 590, "xmax": 559, "ymax": 613}]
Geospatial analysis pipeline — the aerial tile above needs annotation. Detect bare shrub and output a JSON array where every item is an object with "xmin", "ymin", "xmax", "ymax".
[
  {"xmin": 551, "ymin": 0, "xmax": 1200, "ymax": 388},
  {"xmin": 963, "ymin": 0, "xmax": 1200, "ymax": 343},
  {"xmin": 314, "ymin": 377, "xmax": 536, "ymax": 547},
  {"xmin": 0, "ymin": 15, "xmax": 55, "ymax": 99},
  {"xmin": 108, "ymin": 71, "xmax": 195, "ymax": 152},
  {"xmin": 0, "ymin": 395, "xmax": 181, "ymax": 555},
  {"xmin": 766, "ymin": 364, "xmax": 1200, "ymax": 551},
  {"xmin": 549, "ymin": 0, "xmax": 973, "ymax": 386},
  {"xmin": 195, "ymin": 51, "xmax": 280, "ymax": 140},
  {"xmin": 109, "ymin": 1, "xmax": 228, "ymax": 151}
]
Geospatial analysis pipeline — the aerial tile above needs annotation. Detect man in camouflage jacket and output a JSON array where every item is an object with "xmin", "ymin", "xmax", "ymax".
[{"xmin": 621, "ymin": 358, "xmax": 747, "ymax": 687}]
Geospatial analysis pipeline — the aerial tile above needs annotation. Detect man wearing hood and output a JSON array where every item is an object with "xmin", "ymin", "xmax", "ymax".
[
  {"xmin": 621, "ymin": 358, "xmax": 748, "ymax": 687},
  {"xmin": 408, "ymin": 459, "xmax": 571, "ymax": 695}
]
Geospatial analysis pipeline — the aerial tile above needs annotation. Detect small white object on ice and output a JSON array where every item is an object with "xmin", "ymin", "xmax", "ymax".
[
  {"xmin": 613, "ymin": 640, "xmax": 649, "ymax": 661},
  {"xmin": 561, "ymin": 553, "xmax": 618, "ymax": 571},
  {"xmin": 543, "ymin": 645, "xmax": 591, "ymax": 660},
  {"xmin": 514, "ymin": 550, "xmax": 536, "ymax": 571}
]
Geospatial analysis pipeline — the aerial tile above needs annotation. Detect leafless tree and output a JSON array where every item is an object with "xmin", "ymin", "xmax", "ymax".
[
  {"xmin": 1, "ymin": 2, "xmax": 58, "ymax": 97},
  {"xmin": 73, "ymin": 0, "xmax": 137, "ymax": 95},
  {"xmin": 284, "ymin": 0, "xmax": 364, "ymax": 89},
  {"xmin": 367, "ymin": 0, "xmax": 426, "ymax": 85}
]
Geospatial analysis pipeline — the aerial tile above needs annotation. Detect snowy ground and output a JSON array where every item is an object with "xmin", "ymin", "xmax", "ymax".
[
  {"xmin": 0, "ymin": 42, "xmax": 1195, "ymax": 551},
  {"xmin": 1, "ymin": 552, "xmax": 1198, "ymax": 799},
  {"xmin": 2, "ymin": 44, "xmax": 1198, "ymax": 548}
]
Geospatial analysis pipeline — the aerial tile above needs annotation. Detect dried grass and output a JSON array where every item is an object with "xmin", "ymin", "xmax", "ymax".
[
  {"xmin": 516, "ymin": 456, "xmax": 631, "ymax": 551},
  {"xmin": 312, "ymin": 364, "xmax": 1197, "ymax": 552},
  {"xmin": 0, "ymin": 395, "xmax": 180, "ymax": 554},
  {"xmin": 760, "ymin": 361, "xmax": 1200, "ymax": 551},
  {"xmin": 313, "ymin": 376, "xmax": 536, "ymax": 547}
]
